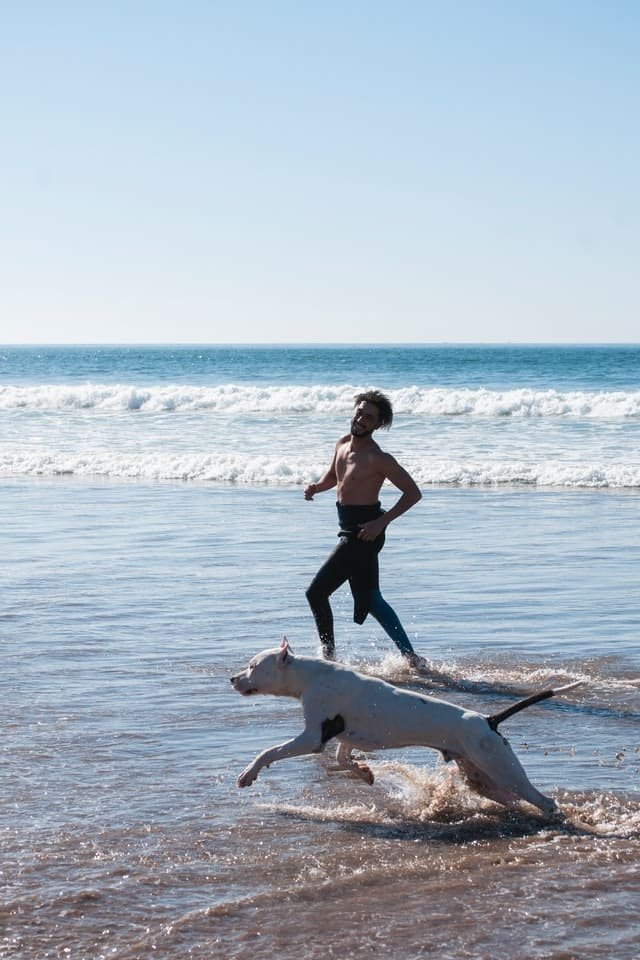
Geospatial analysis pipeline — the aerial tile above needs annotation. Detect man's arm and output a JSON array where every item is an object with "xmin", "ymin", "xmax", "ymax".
[
  {"xmin": 304, "ymin": 440, "xmax": 342, "ymax": 500},
  {"xmin": 357, "ymin": 454, "xmax": 422, "ymax": 541}
]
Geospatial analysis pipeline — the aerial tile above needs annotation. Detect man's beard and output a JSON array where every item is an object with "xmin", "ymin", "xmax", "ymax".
[{"xmin": 350, "ymin": 419, "xmax": 374, "ymax": 438}]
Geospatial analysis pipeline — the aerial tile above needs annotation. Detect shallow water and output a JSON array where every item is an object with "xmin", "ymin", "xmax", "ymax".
[{"xmin": 1, "ymin": 479, "xmax": 638, "ymax": 959}]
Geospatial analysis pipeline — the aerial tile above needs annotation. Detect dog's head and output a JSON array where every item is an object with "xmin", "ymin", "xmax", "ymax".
[{"xmin": 230, "ymin": 637, "xmax": 295, "ymax": 698}]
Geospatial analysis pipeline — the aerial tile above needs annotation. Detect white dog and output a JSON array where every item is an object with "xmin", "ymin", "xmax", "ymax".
[{"xmin": 231, "ymin": 639, "xmax": 582, "ymax": 815}]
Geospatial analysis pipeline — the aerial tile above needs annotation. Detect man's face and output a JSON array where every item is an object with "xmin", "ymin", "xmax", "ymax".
[{"xmin": 350, "ymin": 401, "xmax": 381, "ymax": 438}]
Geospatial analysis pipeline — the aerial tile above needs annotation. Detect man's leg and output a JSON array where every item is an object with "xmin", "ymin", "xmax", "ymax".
[
  {"xmin": 306, "ymin": 540, "xmax": 352, "ymax": 659},
  {"xmin": 368, "ymin": 589, "xmax": 417, "ymax": 658}
]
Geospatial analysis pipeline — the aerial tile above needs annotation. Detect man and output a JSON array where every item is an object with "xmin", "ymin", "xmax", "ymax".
[{"xmin": 304, "ymin": 389, "xmax": 427, "ymax": 671}]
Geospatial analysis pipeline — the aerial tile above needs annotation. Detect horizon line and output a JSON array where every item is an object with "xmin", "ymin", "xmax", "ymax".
[{"xmin": 2, "ymin": 340, "xmax": 639, "ymax": 349}]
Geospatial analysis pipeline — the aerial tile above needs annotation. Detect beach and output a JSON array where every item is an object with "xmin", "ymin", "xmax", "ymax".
[{"xmin": 1, "ymin": 345, "xmax": 639, "ymax": 958}]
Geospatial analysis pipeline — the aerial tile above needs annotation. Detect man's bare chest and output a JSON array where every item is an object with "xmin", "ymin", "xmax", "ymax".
[{"xmin": 336, "ymin": 447, "xmax": 382, "ymax": 483}]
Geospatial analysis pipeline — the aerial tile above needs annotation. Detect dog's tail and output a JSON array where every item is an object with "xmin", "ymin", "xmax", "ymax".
[{"xmin": 487, "ymin": 680, "xmax": 583, "ymax": 732}]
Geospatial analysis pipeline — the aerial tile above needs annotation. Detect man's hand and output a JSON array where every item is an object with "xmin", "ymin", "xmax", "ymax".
[
  {"xmin": 357, "ymin": 517, "xmax": 387, "ymax": 542},
  {"xmin": 304, "ymin": 483, "xmax": 317, "ymax": 501}
]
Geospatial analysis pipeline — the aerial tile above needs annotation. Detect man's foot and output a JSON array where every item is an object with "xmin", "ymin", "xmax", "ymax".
[
  {"xmin": 321, "ymin": 644, "xmax": 336, "ymax": 661},
  {"xmin": 405, "ymin": 653, "xmax": 432, "ymax": 675}
]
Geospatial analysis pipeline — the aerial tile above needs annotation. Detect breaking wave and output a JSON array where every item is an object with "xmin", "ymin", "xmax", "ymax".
[
  {"xmin": 2, "ymin": 383, "xmax": 640, "ymax": 418},
  {"xmin": 2, "ymin": 450, "xmax": 640, "ymax": 488}
]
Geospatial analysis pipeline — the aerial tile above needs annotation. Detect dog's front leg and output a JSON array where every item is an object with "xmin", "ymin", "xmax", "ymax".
[{"xmin": 237, "ymin": 730, "xmax": 322, "ymax": 788}]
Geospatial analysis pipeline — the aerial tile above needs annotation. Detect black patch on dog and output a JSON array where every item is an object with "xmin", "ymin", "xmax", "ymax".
[{"xmin": 321, "ymin": 714, "xmax": 345, "ymax": 744}]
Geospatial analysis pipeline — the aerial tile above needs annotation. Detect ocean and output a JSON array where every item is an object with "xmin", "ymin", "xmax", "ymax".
[{"xmin": 1, "ymin": 344, "xmax": 639, "ymax": 959}]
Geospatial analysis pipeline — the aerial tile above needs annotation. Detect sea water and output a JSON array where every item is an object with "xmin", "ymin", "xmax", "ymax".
[{"xmin": 1, "ymin": 344, "xmax": 639, "ymax": 959}]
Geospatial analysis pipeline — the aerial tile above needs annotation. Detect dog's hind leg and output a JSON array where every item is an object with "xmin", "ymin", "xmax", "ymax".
[
  {"xmin": 455, "ymin": 725, "xmax": 558, "ymax": 816},
  {"xmin": 335, "ymin": 741, "xmax": 375, "ymax": 785},
  {"xmin": 455, "ymin": 754, "xmax": 557, "ymax": 815}
]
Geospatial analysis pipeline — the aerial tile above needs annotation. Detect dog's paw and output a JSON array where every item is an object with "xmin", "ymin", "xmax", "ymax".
[
  {"xmin": 237, "ymin": 766, "xmax": 258, "ymax": 788},
  {"xmin": 355, "ymin": 761, "xmax": 374, "ymax": 785}
]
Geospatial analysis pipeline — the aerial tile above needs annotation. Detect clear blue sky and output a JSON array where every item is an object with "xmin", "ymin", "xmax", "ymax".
[{"xmin": 1, "ymin": 1, "xmax": 638, "ymax": 344}]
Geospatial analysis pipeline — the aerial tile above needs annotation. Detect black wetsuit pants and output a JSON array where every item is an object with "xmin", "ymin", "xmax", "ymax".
[{"xmin": 305, "ymin": 503, "xmax": 416, "ymax": 659}]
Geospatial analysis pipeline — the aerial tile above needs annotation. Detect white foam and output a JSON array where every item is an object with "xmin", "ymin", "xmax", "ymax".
[
  {"xmin": 411, "ymin": 458, "xmax": 640, "ymax": 489},
  {"xmin": 2, "ymin": 449, "xmax": 640, "ymax": 488},
  {"xmin": 2, "ymin": 383, "xmax": 640, "ymax": 418}
]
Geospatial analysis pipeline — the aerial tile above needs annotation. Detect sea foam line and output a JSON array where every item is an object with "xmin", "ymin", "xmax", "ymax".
[
  {"xmin": 2, "ymin": 451, "xmax": 639, "ymax": 488},
  {"xmin": 1, "ymin": 383, "xmax": 640, "ymax": 417}
]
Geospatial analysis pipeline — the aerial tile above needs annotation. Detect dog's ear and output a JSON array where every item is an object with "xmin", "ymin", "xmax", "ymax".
[{"xmin": 278, "ymin": 636, "xmax": 291, "ymax": 663}]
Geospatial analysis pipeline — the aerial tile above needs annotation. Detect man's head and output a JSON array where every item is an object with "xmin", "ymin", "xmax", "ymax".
[{"xmin": 351, "ymin": 390, "xmax": 393, "ymax": 437}]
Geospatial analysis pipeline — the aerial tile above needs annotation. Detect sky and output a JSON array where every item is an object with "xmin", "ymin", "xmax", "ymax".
[{"xmin": 0, "ymin": 1, "xmax": 638, "ymax": 344}]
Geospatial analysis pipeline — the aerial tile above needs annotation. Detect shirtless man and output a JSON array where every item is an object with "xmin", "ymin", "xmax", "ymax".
[{"xmin": 304, "ymin": 390, "xmax": 427, "ymax": 670}]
